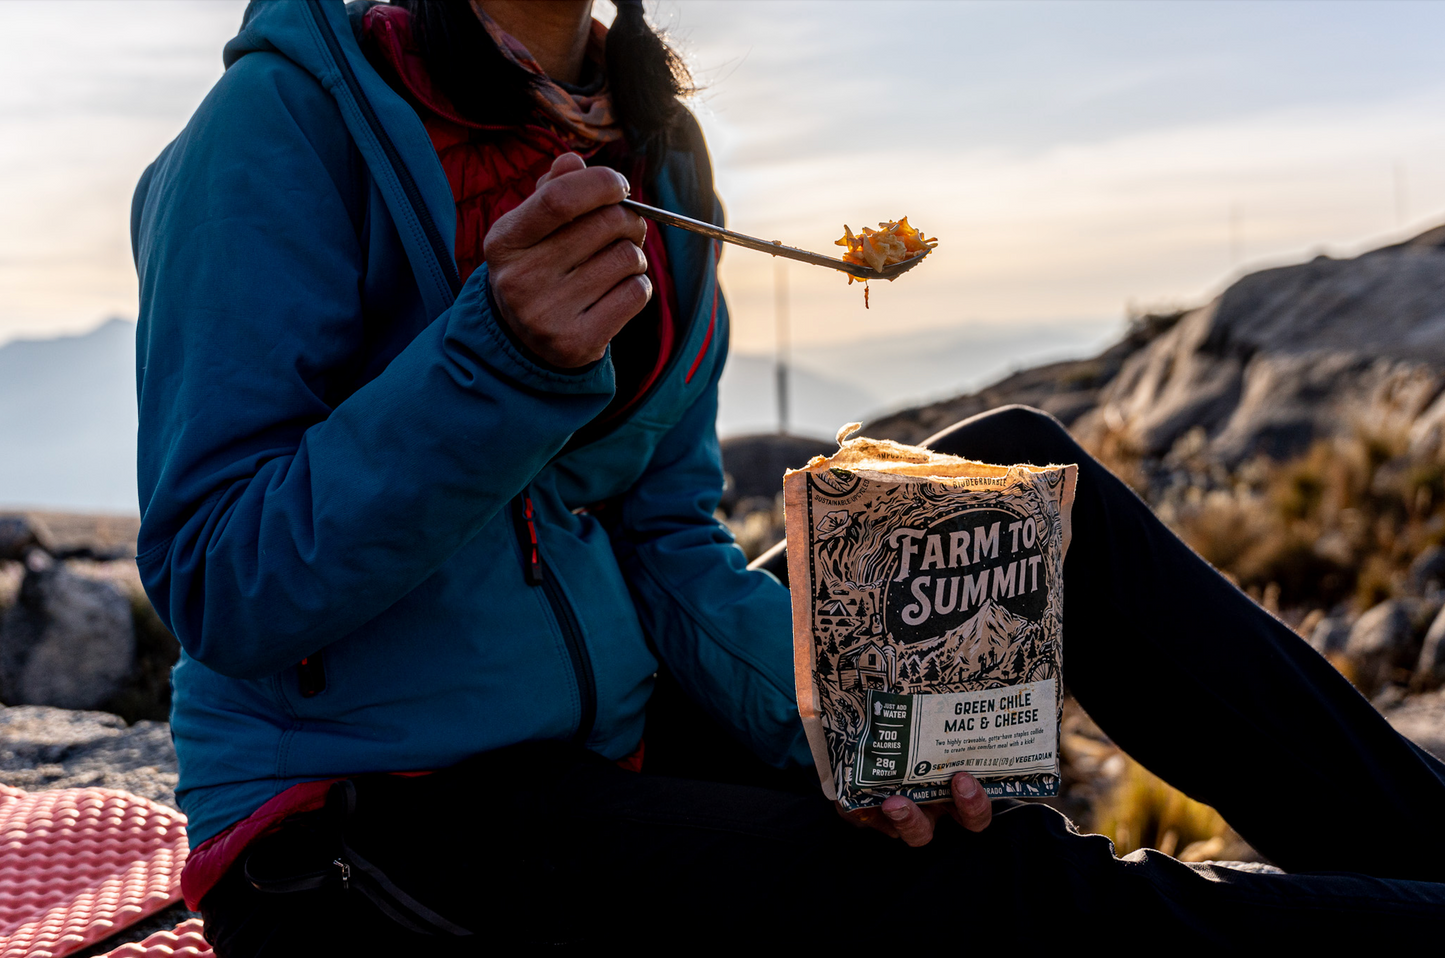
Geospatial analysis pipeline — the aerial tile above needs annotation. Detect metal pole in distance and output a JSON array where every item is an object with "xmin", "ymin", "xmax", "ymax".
[
  {"xmin": 1395, "ymin": 160, "xmax": 1408, "ymax": 231},
  {"xmin": 1229, "ymin": 203, "xmax": 1241, "ymax": 272},
  {"xmin": 774, "ymin": 257, "xmax": 790, "ymax": 435}
]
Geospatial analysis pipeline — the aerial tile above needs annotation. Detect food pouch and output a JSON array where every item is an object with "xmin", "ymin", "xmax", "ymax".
[{"xmin": 784, "ymin": 425, "xmax": 1078, "ymax": 810}]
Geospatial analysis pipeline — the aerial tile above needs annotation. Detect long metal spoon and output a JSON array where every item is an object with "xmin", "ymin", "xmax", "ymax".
[{"xmin": 620, "ymin": 198, "xmax": 931, "ymax": 282}]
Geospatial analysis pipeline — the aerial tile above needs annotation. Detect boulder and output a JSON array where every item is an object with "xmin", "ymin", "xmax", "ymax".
[
  {"xmin": 17, "ymin": 511, "xmax": 137, "ymax": 560},
  {"xmin": 101, "ymin": 591, "xmax": 181, "ymax": 724},
  {"xmin": 1074, "ymin": 229, "xmax": 1445, "ymax": 465},
  {"xmin": 865, "ymin": 311, "xmax": 1184, "ymax": 447},
  {"xmin": 1413, "ymin": 605, "xmax": 1445, "ymax": 691},
  {"xmin": 720, "ymin": 434, "xmax": 836, "ymax": 512},
  {"xmin": 1308, "ymin": 616, "xmax": 1352, "ymax": 656},
  {"xmin": 1381, "ymin": 687, "xmax": 1445, "ymax": 762},
  {"xmin": 0, "ymin": 564, "xmax": 135, "ymax": 710},
  {"xmin": 1408, "ymin": 545, "xmax": 1445, "ymax": 595},
  {"xmin": 1081, "ymin": 302, "xmax": 1245, "ymax": 458},
  {"xmin": 1344, "ymin": 598, "xmax": 1436, "ymax": 692},
  {"xmin": 0, "ymin": 514, "xmax": 46, "ymax": 563}
]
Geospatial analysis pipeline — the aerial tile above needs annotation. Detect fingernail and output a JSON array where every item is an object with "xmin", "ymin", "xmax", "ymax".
[
  {"xmin": 957, "ymin": 777, "xmax": 979, "ymax": 800},
  {"xmin": 884, "ymin": 805, "xmax": 909, "ymax": 822},
  {"xmin": 615, "ymin": 171, "xmax": 631, "ymax": 195}
]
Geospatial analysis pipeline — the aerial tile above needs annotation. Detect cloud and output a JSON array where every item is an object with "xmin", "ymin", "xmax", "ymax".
[
  {"xmin": 655, "ymin": 1, "xmax": 1445, "ymax": 352},
  {"xmin": 0, "ymin": 1, "xmax": 244, "ymax": 343}
]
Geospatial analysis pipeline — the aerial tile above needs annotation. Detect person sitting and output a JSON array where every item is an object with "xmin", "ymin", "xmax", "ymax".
[{"xmin": 130, "ymin": 1, "xmax": 1445, "ymax": 952}]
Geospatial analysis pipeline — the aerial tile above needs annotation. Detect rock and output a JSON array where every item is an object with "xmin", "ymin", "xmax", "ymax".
[
  {"xmin": 100, "ymin": 590, "xmax": 181, "ymax": 724},
  {"xmin": 0, "ymin": 704, "xmax": 178, "ymax": 809},
  {"xmin": 1311, "ymin": 531, "xmax": 1354, "ymax": 568},
  {"xmin": 1344, "ymin": 598, "xmax": 1436, "ymax": 693},
  {"xmin": 1308, "ymin": 616, "xmax": 1352, "ymax": 656},
  {"xmin": 865, "ymin": 311, "xmax": 1184, "ymax": 447},
  {"xmin": 1081, "ymin": 302, "xmax": 1246, "ymax": 459},
  {"xmin": 867, "ymin": 224, "xmax": 1445, "ymax": 465},
  {"xmin": 1408, "ymin": 545, "xmax": 1445, "ymax": 595},
  {"xmin": 1075, "ymin": 229, "xmax": 1445, "ymax": 464},
  {"xmin": 0, "ymin": 561, "xmax": 19, "ymax": 611},
  {"xmin": 0, "ymin": 514, "xmax": 47, "ymax": 563},
  {"xmin": 0, "ymin": 704, "xmax": 196, "ymax": 953},
  {"xmin": 1413, "ymin": 605, "xmax": 1445, "ymax": 691},
  {"xmin": 720, "ymin": 434, "xmax": 836, "ymax": 511},
  {"xmin": 0, "ymin": 564, "xmax": 135, "ymax": 710},
  {"xmin": 1381, "ymin": 687, "xmax": 1445, "ymax": 762}
]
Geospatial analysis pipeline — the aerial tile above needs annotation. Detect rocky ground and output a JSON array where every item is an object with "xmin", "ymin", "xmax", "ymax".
[
  {"xmin": 0, "ymin": 705, "xmax": 177, "ymax": 808},
  {"xmin": 0, "ymin": 704, "xmax": 194, "ymax": 956},
  {"xmin": 1375, "ymin": 686, "xmax": 1445, "ymax": 758}
]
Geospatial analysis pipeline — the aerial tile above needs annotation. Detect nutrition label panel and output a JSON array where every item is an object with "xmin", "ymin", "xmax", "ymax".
[{"xmin": 854, "ymin": 679, "xmax": 1058, "ymax": 787}]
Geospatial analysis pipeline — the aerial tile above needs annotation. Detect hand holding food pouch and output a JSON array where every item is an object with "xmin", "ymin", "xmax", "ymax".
[{"xmin": 784, "ymin": 425, "xmax": 1078, "ymax": 810}]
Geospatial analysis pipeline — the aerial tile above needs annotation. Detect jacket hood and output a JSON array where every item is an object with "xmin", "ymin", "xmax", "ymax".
[{"xmin": 223, "ymin": 0, "xmax": 460, "ymax": 318}]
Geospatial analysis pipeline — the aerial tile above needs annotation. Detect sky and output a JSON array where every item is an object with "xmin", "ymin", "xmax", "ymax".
[{"xmin": 5, "ymin": 0, "xmax": 1445, "ymax": 355}]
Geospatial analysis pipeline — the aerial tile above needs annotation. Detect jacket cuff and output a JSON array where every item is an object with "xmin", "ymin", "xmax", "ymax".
[{"xmin": 460, "ymin": 263, "xmax": 614, "ymax": 396}]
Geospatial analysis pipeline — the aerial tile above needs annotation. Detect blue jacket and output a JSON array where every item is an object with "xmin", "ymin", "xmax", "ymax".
[{"xmin": 131, "ymin": 0, "xmax": 807, "ymax": 847}]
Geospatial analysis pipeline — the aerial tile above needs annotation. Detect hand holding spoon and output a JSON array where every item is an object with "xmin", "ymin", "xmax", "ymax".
[{"xmin": 619, "ymin": 199, "xmax": 932, "ymax": 282}]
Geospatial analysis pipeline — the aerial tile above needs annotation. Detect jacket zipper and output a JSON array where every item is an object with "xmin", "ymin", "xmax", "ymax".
[
  {"xmin": 316, "ymin": 4, "xmax": 685, "ymax": 747},
  {"xmin": 308, "ymin": 1, "xmax": 462, "ymax": 302},
  {"xmin": 319, "ymin": 5, "xmax": 599, "ymax": 747},
  {"xmin": 512, "ymin": 493, "xmax": 597, "ymax": 746}
]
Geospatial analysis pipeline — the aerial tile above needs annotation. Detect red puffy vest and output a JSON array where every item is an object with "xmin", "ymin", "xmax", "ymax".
[{"xmin": 362, "ymin": 7, "xmax": 676, "ymax": 411}]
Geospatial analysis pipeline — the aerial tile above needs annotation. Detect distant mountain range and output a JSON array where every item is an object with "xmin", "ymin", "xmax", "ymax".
[
  {"xmin": 0, "ymin": 318, "xmax": 138, "ymax": 513},
  {"xmin": 0, "ymin": 316, "xmax": 1116, "ymax": 513},
  {"xmin": 723, "ymin": 319, "xmax": 1119, "ymax": 438}
]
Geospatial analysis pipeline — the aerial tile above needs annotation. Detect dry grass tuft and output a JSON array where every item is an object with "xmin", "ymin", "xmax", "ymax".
[
  {"xmin": 1091, "ymin": 425, "xmax": 1445, "ymax": 618},
  {"xmin": 1089, "ymin": 755, "xmax": 1235, "ymax": 861},
  {"xmin": 1058, "ymin": 698, "xmax": 1261, "ymax": 864}
]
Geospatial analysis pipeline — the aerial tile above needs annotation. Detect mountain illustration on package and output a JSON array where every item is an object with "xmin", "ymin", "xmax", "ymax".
[{"xmin": 784, "ymin": 424, "xmax": 1078, "ymax": 810}]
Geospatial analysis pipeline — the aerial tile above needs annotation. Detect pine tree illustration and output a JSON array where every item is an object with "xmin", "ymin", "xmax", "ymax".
[{"xmin": 1006, "ymin": 645, "xmax": 1026, "ymax": 679}]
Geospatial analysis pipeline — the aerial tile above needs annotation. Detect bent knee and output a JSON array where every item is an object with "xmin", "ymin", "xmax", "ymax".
[
  {"xmin": 980, "ymin": 405, "xmax": 1070, "ymax": 441},
  {"xmin": 924, "ymin": 405, "xmax": 1080, "ymax": 464}
]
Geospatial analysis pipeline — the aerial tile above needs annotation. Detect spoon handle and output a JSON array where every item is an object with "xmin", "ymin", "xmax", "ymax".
[{"xmin": 620, "ymin": 198, "xmax": 878, "ymax": 280}]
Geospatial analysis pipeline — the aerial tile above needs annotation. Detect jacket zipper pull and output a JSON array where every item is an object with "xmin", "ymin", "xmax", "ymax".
[
  {"xmin": 334, "ymin": 857, "xmax": 351, "ymax": 891},
  {"xmin": 297, "ymin": 652, "xmax": 326, "ymax": 697},
  {"xmin": 512, "ymin": 494, "xmax": 545, "ymax": 586}
]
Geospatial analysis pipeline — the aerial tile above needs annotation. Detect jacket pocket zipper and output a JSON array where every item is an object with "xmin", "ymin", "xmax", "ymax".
[{"xmin": 512, "ymin": 493, "xmax": 597, "ymax": 746}]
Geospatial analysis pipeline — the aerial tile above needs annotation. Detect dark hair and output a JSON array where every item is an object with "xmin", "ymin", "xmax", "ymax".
[
  {"xmin": 606, "ymin": 0, "xmax": 694, "ymax": 163},
  {"xmin": 396, "ymin": 0, "xmax": 694, "ymax": 170}
]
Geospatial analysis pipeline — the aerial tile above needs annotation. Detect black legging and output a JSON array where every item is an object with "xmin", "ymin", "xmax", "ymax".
[
  {"xmin": 201, "ymin": 407, "xmax": 1445, "ymax": 953},
  {"xmin": 924, "ymin": 405, "xmax": 1445, "ymax": 879}
]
